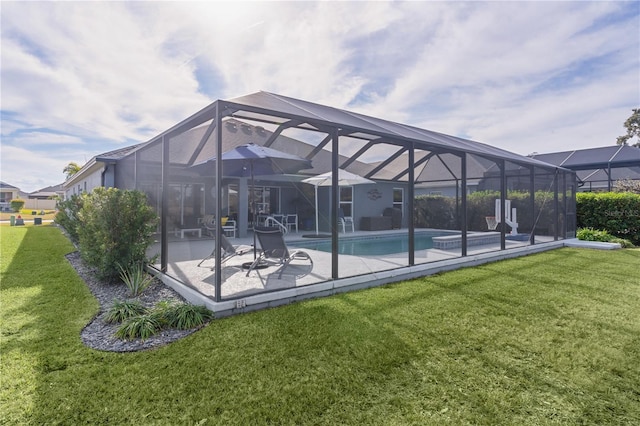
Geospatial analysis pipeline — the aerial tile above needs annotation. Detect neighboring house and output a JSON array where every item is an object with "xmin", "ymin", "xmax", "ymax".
[
  {"xmin": 63, "ymin": 144, "xmax": 144, "ymax": 199},
  {"xmin": 26, "ymin": 184, "xmax": 65, "ymax": 210},
  {"xmin": 530, "ymin": 145, "xmax": 640, "ymax": 192},
  {"xmin": 1, "ymin": 182, "xmax": 66, "ymax": 211},
  {"xmin": 0, "ymin": 181, "xmax": 21, "ymax": 211}
]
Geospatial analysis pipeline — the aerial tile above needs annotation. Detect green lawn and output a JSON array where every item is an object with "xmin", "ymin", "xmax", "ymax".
[{"xmin": 1, "ymin": 225, "xmax": 639, "ymax": 425}]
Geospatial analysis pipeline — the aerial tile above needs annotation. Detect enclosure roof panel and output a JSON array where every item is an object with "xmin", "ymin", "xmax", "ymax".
[
  {"xmin": 531, "ymin": 145, "xmax": 640, "ymax": 170},
  {"xmin": 226, "ymin": 91, "xmax": 564, "ymax": 171}
]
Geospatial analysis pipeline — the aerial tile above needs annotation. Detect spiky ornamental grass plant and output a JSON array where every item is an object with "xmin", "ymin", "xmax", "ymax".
[
  {"xmin": 115, "ymin": 313, "xmax": 162, "ymax": 341},
  {"xmin": 164, "ymin": 303, "xmax": 214, "ymax": 330},
  {"xmin": 105, "ymin": 299, "xmax": 148, "ymax": 324},
  {"xmin": 109, "ymin": 301, "xmax": 214, "ymax": 339},
  {"xmin": 117, "ymin": 262, "xmax": 154, "ymax": 297}
]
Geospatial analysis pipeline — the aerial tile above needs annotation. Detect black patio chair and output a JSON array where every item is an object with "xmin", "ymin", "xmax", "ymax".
[
  {"xmin": 197, "ymin": 231, "xmax": 252, "ymax": 269},
  {"xmin": 245, "ymin": 226, "xmax": 313, "ymax": 278}
]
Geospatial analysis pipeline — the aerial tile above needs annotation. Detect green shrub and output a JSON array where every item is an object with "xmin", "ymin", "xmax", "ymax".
[
  {"xmin": 577, "ymin": 227, "xmax": 635, "ymax": 248},
  {"xmin": 610, "ymin": 238, "xmax": 635, "ymax": 248},
  {"xmin": 576, "ymin": 227, "xmax": 614, "ymax": 242},
  {"xmin": 577, "ymin": 192, "xmax": 640, "ymax": 245},
  {"xmin": 10, "ymin": 199, "xmax": 25, "ymax": 212},
  {"xmin": 116, "ymin": 314, "xmax": 162, "ymax": 341},
  {"xmin": 77, "ymin": 188, "xmax": 158, "ymax": 282},
  {"xmin": 55, "ymin": 194, "xmax": 86, "ymax": 242},
  {"xmin": 118, "ymin": 262, "xmax": 155, "ymax": 297},
  {"xmin": 164, "ymin": 303, "xmax": 214, "ymax": 330},
  {"xmin": 112, "ymin": 302, "xmax": 213, "ymax": 340},
  {"xmin": 105, "ymin": 299, "xmax": 148, "ymax": 324},
  {"xmin": 146, "ymin": 300, "xmax": 174, "ymax": 328}
]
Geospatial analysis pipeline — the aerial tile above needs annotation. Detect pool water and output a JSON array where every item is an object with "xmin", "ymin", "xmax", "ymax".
[{"xmin": 293, "ymin": 232, "xmax": 456, "ymax": 256}]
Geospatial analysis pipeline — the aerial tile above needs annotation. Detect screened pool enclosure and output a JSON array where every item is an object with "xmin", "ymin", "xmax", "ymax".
[{"xmin": 114, "ymin": 91, "xmax": 576, "ymax": 310}]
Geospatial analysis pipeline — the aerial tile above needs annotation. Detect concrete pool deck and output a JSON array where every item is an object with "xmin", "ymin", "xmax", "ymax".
[{"xmin": 150, "ymin": 229, "xmax": 572, "ymax": 317}]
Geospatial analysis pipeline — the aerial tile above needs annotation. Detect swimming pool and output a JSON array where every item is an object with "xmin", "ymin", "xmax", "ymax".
[{"xmin": 293, "ymin": 231, "xmax": 457, "ymax": 256}]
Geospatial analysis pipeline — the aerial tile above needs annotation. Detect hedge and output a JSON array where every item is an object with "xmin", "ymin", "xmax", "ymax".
[
  {"xmin": 576, "ymin": 192, "xmax": 640, "ymax": 245},
  {"xmin": 415, "ymin": 190, "xmax": 558, "ymax": 234}
]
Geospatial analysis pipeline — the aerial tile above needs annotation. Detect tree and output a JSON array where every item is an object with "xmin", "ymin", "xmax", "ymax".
[
  {"xmin": 63, "ymin": 162, "xmax": 81, "ymax": 179},
  {"xmin": 616, "ymin": 108, "xmax": 640, "ymax": 147}
]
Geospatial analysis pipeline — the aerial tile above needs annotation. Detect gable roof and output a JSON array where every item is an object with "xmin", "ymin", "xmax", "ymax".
[
  {"xmin": 65, "ymin": 143, "xmax": 146, "ymax": 188},
  {"xmin": 0, "ymin": 181, "xmax": 20, "ymax": 191}
]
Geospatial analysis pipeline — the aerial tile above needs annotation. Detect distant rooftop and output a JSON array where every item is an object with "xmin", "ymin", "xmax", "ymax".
[{"xmin": 530, "ymin": 145, "xmax": 640, "ymax": 170}]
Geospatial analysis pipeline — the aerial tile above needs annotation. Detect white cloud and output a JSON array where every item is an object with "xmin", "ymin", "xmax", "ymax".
[{"xmin": 1, "ymin": 1, "xmax": 638, "ymax": 192}]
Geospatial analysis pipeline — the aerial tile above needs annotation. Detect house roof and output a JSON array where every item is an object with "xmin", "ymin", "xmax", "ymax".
[
  {"xmin": 0, "ymin": 181, "xmax": 20, "ymax": 191},
  {"xmin": 530, "ymin": 145, "xmax": 640, "ymax": 171},
  {"xmin": 65, "ymin": 143, "xmax": 145, "ymax": 188},
  {"xmin": 29, "ymin": 183, "xmax": 65, "ymax": 198},
  {"xmin": 530, "ymin": 145, "xmax": 640, "ymax": 187},
  {"xmin": 33, "ymin": 183, "xmax": 64, "ymax": 193},
  {"xmin": 95, "ymin": 144, "xmax": 145, "ymax": 162}
]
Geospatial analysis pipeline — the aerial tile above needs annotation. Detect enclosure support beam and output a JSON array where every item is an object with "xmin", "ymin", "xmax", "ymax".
[
  {"xmin": 562, "ymin": 171, "xmax": 568, "ymax": 239},
  {"xmin": 500, "ymin": 160, "xmax": 506, "ymax": 251},
  {"xmin": 365, "ymin": 146, "xmax": 407, "ymax": 178},
  {"xmin": 186, "ymin": 115, "xmax": 217, "ymax": 166},
  {"xmin": 392, "ymin": 151, "xmax": 436, "ymax": 181},
  {"xmin": 554, "ymin": 170, "xmax": 559, "ymax": 242},
  {"xmin": 331, "ymin": 127, "xmax": 340, "ymax": 280},
  {"xmin": 408, "ymin": 144, "xmax": 415, "ymax": 266},
  {"xmin": 262, "ymin": 120, "xmax": 302, "ymax": 148},
  {"xmin": 160, "ymin": 135, "xmax": 169, "ymax": 273},
  {"xmin": 461, "ymin": 154, "xmax": 468, "ymax": 257},
  {"xmin": 305, "ymin": 135, "xmax": 332, "ymax": 161},
  {"xmin": 214, "ymin": 105, "xmax": 224, "ymax": 303},
  {"xmin": 340, "ymin": 140, "xmax": 376, "ymax": 168},
  {"xmin": 529, "ymin": 166, "xmax": 535, "ymax": 245}
]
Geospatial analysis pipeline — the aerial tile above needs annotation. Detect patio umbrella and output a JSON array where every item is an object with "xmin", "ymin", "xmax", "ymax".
[
  {"xmin": 200, "ymin": 143, "xmax": 313, "ymax": 257},
  {"xmin": 302, "ymin": 169, "xmax": 374, "ymax": 235}
]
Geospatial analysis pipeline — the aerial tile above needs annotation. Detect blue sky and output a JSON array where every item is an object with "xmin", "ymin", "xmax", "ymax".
[{"xmin": 1, "ymin": 1, "xmax": 639, "ymax": 193}]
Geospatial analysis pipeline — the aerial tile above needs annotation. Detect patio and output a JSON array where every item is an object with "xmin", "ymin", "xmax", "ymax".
[{"xmin": 150, "ymin": 228, "xmax": 558, "ymax": 312}]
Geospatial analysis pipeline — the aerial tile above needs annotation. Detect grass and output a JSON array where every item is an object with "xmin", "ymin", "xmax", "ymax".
[{"xmin": 1, "ymin": 225, "xmax": 639, "ymax": 425}]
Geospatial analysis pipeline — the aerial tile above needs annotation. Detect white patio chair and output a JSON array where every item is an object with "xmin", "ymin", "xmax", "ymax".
[{"xmin": 338, "ymin": 208, "xmax": 354, "ymax": 233}]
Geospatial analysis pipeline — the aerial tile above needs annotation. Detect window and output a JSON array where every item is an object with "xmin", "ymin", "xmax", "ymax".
[
  {"xmin": 339, "ymin": 186, "xmax": 353, "ymax": 216},
  {"xmin": 393, "ymin": 188, "xmax": 404, "ymax": 215}
]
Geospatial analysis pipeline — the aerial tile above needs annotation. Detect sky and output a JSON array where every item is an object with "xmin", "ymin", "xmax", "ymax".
[{"xmin": 1, "ymin": 1, "xmax": 639, "ymax": 193}]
